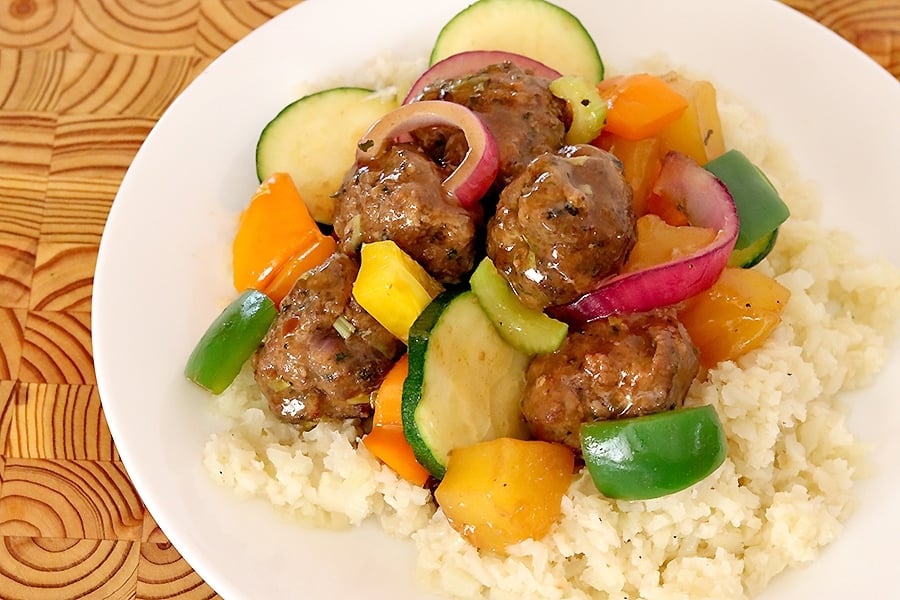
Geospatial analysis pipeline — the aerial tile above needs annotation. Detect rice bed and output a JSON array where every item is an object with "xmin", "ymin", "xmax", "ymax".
[{"xmin": 201, "ymin": 60, "xmax": 900, "ymax": 600}]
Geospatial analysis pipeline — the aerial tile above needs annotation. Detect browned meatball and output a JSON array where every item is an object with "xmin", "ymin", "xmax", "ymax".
[
  {"xmin": 521, "ymin": 309, "xmax": 700, "ymax": 452},
  {"xmin": 253, "ymin": 252, "xmax": 403, "ymax": 427},
  {"xmin": 413, "ymin": 61, "xmax": 569, "ymax": 187},
  {"xmin": 332, "ymin": 143, "xmax": 478, "ymax": 284},
  {"xmin": 487, "ymin": 145, "xmax": 636, "ymax": 311}
]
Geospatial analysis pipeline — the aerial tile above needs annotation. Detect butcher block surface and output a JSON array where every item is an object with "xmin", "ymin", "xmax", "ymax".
[{"xmin": 0, "ymin": 0, "xmax": 897, "ymax": 597}]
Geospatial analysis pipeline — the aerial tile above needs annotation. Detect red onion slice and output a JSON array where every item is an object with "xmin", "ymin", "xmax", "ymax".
[
  {"xmin": 355, "ymin": 100, "xmax": 499, "ymax": 209},
  {"xmin": 403, "ymin": 50, "xmax": 562, "ymax": 104},
  {"xmin": 549, "ymin": 152, "xmax": 738, "ymax": 324}
]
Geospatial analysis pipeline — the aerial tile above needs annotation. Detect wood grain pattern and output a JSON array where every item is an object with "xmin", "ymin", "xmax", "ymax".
[
  {"xmin": 19, "ymin": 310, "xmax": 93, "ymax": 384},
  {"xmin": 71, "ymin": 0, "xmax": 201, "ymax": 54},
  {"xmin": 0, "ymin": 536, "xmax": 139, "ymax": 600},
  {"xmin": 139, "ymin": 542, "xmax": 220, "ymax": 600},
  {"xmin": 0, "ymin": 49, "xmax": 66, "ymax": 111},
  {"xmin": 50, "ymin": 115, "xmax": 154, "ymax": 179},
  {"xmin": 0, "ymin": 459, "xmax": 142, "ymax": 539},
  {"xmin": 5, "ymin": 383, "xmax": 117, "ymax": 460},
  {"xmin": 42, "ymin": 176, "xmax": 116, "ymax": 244},
  {"xmin": 30, "ymin": 242, "xmax": 96, "ymax": 311},
  {"xmin": 0, "ymin": 173, "xmax": 46, "ymax": 239},
  {"xmin": 784, "ymin": 0, "xmax": 900, "ymax": 76},
  {"xmin": 57, "ymin": 51, "xmax": 202, "ymax": 116},
  {"xmin": 194, "ymin": 0, "xmax": 298, "ymax": 57},
  {"xmin": 0, "ymin": 310, "xmax": 27, "ymax": 379},
  {"xmin": 0, "ymin": 112, "xmax": 56, "ymax": 178},
  {"xmin": 0, "ymin": 0, "xmax": 896, "ymax": 598},
  {"xmin": 0, "ymin": 237, "xmax": 37, "ymax": 308},
  {"xmin": 0, "ymin": 0, "xmax": 77, "ymax": 50}
]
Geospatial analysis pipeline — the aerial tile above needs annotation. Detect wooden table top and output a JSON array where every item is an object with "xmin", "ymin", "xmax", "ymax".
[{"xmin": 0, "ymin": 0, "xmax": 897, "ymax": 598}]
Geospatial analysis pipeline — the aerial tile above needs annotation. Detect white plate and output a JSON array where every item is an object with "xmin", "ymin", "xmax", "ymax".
[{"xmin": 93, "ymin": 0, "xmax": 900, "ymax": 598}]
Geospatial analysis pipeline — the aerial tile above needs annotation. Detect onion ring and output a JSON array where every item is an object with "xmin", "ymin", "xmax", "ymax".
[
  {"xmin": 402, "ymin": 50, "xmax": 561, "ymax": 105},
  {"xmin": 356, "ymin": 100, "xmax": 499, "ymax": 209}
]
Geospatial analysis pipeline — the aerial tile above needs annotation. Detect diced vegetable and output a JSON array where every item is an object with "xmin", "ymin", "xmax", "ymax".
[
  {"xmin": 622, "ymin": 214, "xmax": 717, "ymax": 273},
  {"xmin": 184, "ymin": 289, "xmax": 277, "ymax": 394},
  {"xmin": 262, "ymin": 236, "xmax": 337, "ymax": 307},
  {"xmin": 549, "ymin": 75, "xmax": 606, "ymax": 144},
  {"xmin": 404, "ymin": 50, "xmax": 560, "ymax": 104},
  {"xmin": 362, "ymin": 355, "xmax": 431, "ymax": 486},
  {"xmin": 435, "ymin": 438, "xmax": 574, "ymax": 552},
  {"xmin": 599, "ymin": 73, "xmax": 688, "ymax": 141},
  {"xmin": 550, "ymin": 152, "xmax": 738, "ymax": 323},
  {"xmin": 232, "ymin": 173, "xmax": 331, "ymax": 295},
  {"xmin": 704, "ymin": 149, "xmax": 790, "ymax": 258},
  {"xmin": 678, "ymin": 267, "xmax": 791, "ymax": 368},
  {"xmin": 581, "ymin": 405, "xmax": 727, "ymax": 500},
  {"xmin": 594, "ymin": 132, "xmax": 663, "ymax": 216},
  {"xmin": 469, "ymin": 257, "xmax": 568, "ymax": 355},
  {"xmin": 256, "ymin": 87, "xmax": 397, "ymax": 224},
  {"xmin": 657, "ymin": 74, "xmax": 726, "ymax": 165},
  {"xmin": 352, "ymin": 240, "xmax": 443, "ymax": 342},
  {"xmin": 430, "ymin": 0, "xmax": 604, "ymax": 83},
  {"xmin": 728, "ymin": 229, "xmax": 779, "ymax": 268},
  {"xmin": 356, "ymin": 101, "xmax": 499, "ymax": 209},
  {"xmin": 645, "ymin": 184, "xmax": 691, "ymax": 226},
  {"xmin": 402, "ymin": 290, "xmax": 530, "ymax": 479}
]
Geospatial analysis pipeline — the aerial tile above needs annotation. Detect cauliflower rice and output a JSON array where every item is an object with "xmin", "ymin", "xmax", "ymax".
[{"xmin": 201, "ymin": 58, "xmax": 900, "ymax": 600}]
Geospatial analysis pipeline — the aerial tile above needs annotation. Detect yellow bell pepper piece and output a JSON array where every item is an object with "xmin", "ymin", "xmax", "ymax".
[{"xmin": 352, "ymin": 240, "xmax": 443, "ymax": 342}]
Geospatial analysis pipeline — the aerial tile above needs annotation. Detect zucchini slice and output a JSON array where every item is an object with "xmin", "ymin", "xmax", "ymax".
[
  {"xmin": 401, "ymin": 289, "xmax": 530, "ymax": 478},
  {"xmin": 727, "ymin": 228, "xmax": 779, "ymax": 268},
  {"xmin": 430, "ymin": 0, "xmax": 604, "ymax": 83},
  {"xmin": 256, "ymin": 87, "xmax": 397, "ymax": 225},
  {"xmin": 469, "ymin": 257, "xmax": 568, "ymax": 355}
]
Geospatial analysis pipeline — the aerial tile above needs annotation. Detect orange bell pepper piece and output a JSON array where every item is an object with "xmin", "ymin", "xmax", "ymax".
[
  {"xmin": 362, "ymin": 355, "xmax": 430, "ymax": 486},
  {"xmin": 596, "ymin": 131, "xmax": 664, "ymax": 217},
  {"xmin": 599, "ymin": 73, "xmax": 689, "ymax": 141},
  {"xmin": 262, "ymin": 235, "xmax": 337, "ymax": 306},
  {"xmin": 232, "ymin": 172, "xmax": 332, "ymax": 299}
]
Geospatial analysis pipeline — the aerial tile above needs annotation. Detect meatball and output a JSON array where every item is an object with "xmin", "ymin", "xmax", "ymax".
[
  {"xmin": 332, "ymin": 143, "xmax": 478, "ymax": 284},
  {"xmin": 521, "ymin": 309, "xmax": 700, "ymax": 452},
  {"xmin": 253, "ymin": 252, "xmax": 403, "ymax": 426},
  {"xmin": 413, "ymin": 61, "xmax": 569, "ymax": 187},
  {"xmin": 487, "ymin": 145, "xmax": 636, "ymax": 310}
]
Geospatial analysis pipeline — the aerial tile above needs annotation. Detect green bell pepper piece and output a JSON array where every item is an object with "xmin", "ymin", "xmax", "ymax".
[
  {"xmin": 580, "ymin": 405, "xmax": 727, "ymax": 500},
  {"xmin": 704, "ymin": 149, "xmax": 790, "ymax": 251},
  {"xmin": 184, "ymin": 289, "xmax": 277, "ymax": 394}
]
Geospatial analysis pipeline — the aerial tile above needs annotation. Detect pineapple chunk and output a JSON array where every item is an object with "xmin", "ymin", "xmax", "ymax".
[
  {"xmin": 679, "ymin": 267, "xmax": 790, "ymax": 368},
  {"xmin": 435, "ymin": 438, "xmax": 574, "ymax": 553},
  {"xmin": 658, "ymin": 74, "xmax": 726, "ymax": 165}
]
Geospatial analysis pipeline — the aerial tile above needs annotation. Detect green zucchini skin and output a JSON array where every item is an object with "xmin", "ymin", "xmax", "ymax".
[
  {"xmin": 401, "ymin": 290, "xmax": 460, "ymax": 478},
  {"xmin": 255, "ymin": 87, "xmax": 396, "ymax": 225},
  {"xmin": 727, "ymin": 228, "xmax": 779, "ymax": 268},
  {"xmin": 469, "ymin": 257, "xmax": 568, "ymax": 355},
  {"xmin": 430, "ymin": 0, "xmax": 604, "ymax": 83},
  {"xmin": 401, "ymin": 289, "xmax": 530, "ymax": 479}
]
